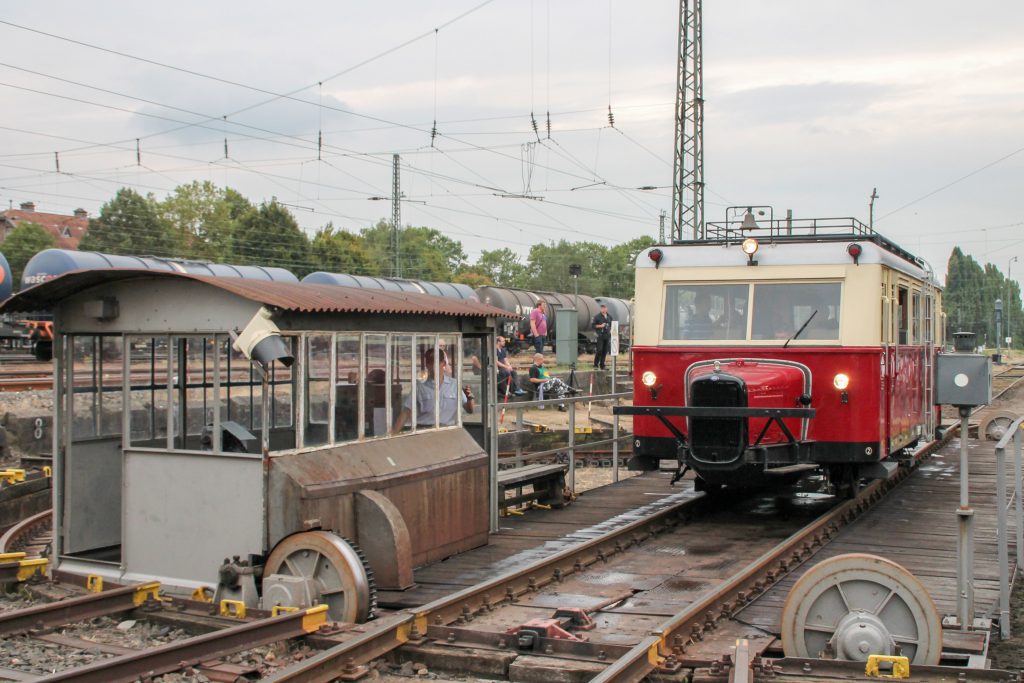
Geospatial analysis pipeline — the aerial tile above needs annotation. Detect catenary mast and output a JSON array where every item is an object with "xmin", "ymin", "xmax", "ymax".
[{"xmin": 671, "ymin": 0, "xmax": 704, "ymax": 242}]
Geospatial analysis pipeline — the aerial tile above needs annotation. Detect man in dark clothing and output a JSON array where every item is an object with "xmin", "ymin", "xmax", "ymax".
[
  {"xmin": 496, "ymin": 336, "xmax": 526, "ymax": 396},
  {"xmin": 592, "ymin": 303, "xmax": 613, "ymax": 370}
]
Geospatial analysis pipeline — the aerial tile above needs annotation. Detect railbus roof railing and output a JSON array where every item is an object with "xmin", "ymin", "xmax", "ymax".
[{"xmin": 697, "ymin": 216, "xmax": 924, "ymax": 268}]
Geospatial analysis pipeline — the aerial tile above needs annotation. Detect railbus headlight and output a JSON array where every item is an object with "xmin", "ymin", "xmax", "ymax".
[
  {"xmin": 641, "ymin": 371, "xmax": 657, "ymax": 387},
  {"xmin": 833, "ymin": 373, "xmax": 850, "ymax": 390}
]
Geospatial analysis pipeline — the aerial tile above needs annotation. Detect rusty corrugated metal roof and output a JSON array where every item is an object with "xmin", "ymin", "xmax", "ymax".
[{"xmin": 0, "ymin": 269, "xmax": 513, "ymax": 318}]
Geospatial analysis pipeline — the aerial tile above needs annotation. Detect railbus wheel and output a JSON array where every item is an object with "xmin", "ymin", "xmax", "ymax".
[
  {"xmin": 781, "ymin": 553, "xmax": 942, "ymax": 665},
  {"xmin": 262, "ymin": 530, "xmax": 376, "ymax": 623}
]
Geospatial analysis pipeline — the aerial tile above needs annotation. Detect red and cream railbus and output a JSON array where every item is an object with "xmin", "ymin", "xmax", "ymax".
[{"xmin": 620, "ymin": 215, "xmax": 942, "ymax": 493}]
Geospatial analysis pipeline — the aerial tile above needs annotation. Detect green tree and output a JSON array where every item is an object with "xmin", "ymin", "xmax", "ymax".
[
  {"xmin": 159, "ymin": 181, "xmax": 238, "ymax": 260},
  {"xmin": 80, "ymin": 188, "xmax": 178, "ymax": 256},
  {"xmin": 452, "ymin": 268, "xmax": 493, "ymax": 288},
  {"xmin": 603, "ymin": 235, "xmax": 656, "ymax": 298},
  {"xmin": 231, "ymin": 199, "xmax": 311, "ymax": 275},
  {"xmin": 360, "ymin": 221, "xmax": 466, "ymax": 280},
  {"xmin": 525, "ymin": 240, "xmax": 609, "ymax": 295},
  {"xmin": 474, "ymin": 248, "xmax": 528, "ymax": 288},
  {"xmin": 310, "ymin": 223, "xmax": 372, "ymax": 275},
  {"xmin": 2, "ymin": 221, "xmax": 56, "ymax": 285}
]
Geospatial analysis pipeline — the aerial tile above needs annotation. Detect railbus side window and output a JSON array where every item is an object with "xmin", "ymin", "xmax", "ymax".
[
  {"xmin": 911, "ymin": 291, "xmax": 921, "ymax": 344},
  {"xmin": 897, "ymin": 286, "xmax": 909, "ymax": 345},
  {"xmin": 663, "ymin": 284, "xmax": 749, "ymax": 340}
]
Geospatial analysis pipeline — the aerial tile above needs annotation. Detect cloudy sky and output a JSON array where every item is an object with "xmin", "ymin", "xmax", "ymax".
[{"xmin": 0, "ymin": 1, "xmax": 1021, "ymax": 282}]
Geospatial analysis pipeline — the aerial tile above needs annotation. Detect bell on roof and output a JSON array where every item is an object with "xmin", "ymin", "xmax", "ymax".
[{"xmin": 740, "ymin": 208, "xmax": 760, "ymax": 231}]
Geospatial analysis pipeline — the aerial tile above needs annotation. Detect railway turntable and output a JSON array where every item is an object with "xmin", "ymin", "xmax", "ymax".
[{"xmin": 0, "ymin": 269, "xmax": 512, "ymax": 622}]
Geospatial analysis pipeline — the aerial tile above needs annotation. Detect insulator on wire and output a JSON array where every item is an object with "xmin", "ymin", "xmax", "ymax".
[
  {"xmin": 136, "ymin": 138, "xmax": 141, "ymax": 166},
  {"xmin": 607, "ymin": 106, "xmax": 615, "ymax": 128},
  {"xmin": 431, "ymin": 121, "xmax": 438, "ymax": 147},
  {"xmin": 318, "ymin": 130, "xmax": 322, "ymax": 161},
  {"xmin": 546, "ymin": 112, "xmax": 551, "ymax": 139},
  {"xmin": 224, "ymin": 138, "xmax": 229, "ymax": 159},
  {"xmin": 54, "ymin": 152, "xmax": 60, "ymax": 174},
  {"xmin": 530, "ymin": 112, "xmax": 540, "ymax": 141}
]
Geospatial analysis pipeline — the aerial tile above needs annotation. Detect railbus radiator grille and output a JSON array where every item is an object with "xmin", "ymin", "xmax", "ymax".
[{"xmin": 689, "ymin": 375, "xmax": 747, "ymax": 464}]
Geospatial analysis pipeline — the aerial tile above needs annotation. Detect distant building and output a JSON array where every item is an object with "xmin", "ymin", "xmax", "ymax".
[{"xmin": 0, "ymin": 202, "xmax": 88, "ymax": 250}]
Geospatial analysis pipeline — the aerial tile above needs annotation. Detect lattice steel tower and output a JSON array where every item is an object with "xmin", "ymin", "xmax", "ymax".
[
  {"xmin": 671, "ymin": 0, "xmax": 704, "ymax": 241},
  {"xmin": 391, "ymin": 153, "xmax": 401, "ymax": 278}
]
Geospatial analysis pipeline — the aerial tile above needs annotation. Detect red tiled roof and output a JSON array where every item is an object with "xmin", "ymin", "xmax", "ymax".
[{"xmin": 0, "ymin": 209, "xmax": 88, "ymax": 250}]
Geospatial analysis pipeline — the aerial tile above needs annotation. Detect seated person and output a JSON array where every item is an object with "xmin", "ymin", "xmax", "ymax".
[
  {"xmin": 527, "ymin": 353, "xmax": 575, "ymax": 410},
  {"xmin": 496, "ymin": 335, "xmax": 526, "ymax": 396},
  {"xmin": 392, "ymin": 348, "xmax": 474, "ymax": 432},
  {"xmin": 683, "ymin": 292, "xmax": 715, "ymax": 339}
]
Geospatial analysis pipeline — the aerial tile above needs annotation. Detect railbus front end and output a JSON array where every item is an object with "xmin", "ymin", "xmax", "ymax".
[{"xmin": 622, "ymin": 217, "xmax": 941, "ymax": 493}]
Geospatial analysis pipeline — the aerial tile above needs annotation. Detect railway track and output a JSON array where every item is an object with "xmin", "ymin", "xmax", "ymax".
[
  {"xmin": 260, "ymin": 437, "xmax": 942, "ymax": 683},
  {"xmin": 0, "ymin": 363, "xmax": 1016, "ymax": 681},
  {"xmin": 0, "ymin": 581, "xmax": 333, "ymax": 682}
]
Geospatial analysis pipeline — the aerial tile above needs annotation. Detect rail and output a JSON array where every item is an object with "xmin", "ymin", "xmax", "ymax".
[
  {"xmin": 993, "ymin": 415, "xmax": 1024, "ymax": 639},
  {"xmin": 490, "ymin": 389, "xmax": 634, "ymax": 531},
  {"xmin": 590, "ymin": 433, "xmax": 949, "ymax": 683}
]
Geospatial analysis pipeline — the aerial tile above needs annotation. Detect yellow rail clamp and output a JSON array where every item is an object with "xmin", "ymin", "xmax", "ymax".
[
  {"xmin": 301, "ymin": 604, "xmax": 329, "ymax": 632},
  {"xmin": 574, "ymin": 427, "xmax": 593, "ymax": 434},
  {"xmin": 43, "ymin": 466, "xmax": 52, "ymax": 477},
  {"xmin": 85, "ymin": 575, "xmax": 103, "ymax": 593},
  {"xmin": 500, "ymin": 507, "xmax": 525, "ymax": 517},
  {"xmin": 272, "ymin": 605, "xmax": 300, "ymax": 617},
  {"xmin": 0, "ymin": 552, "xmax": 27, "ymax": 563},
  {"xmin": 866, "ymin": 655, "xmax": 910, "ymax": 679},
  {"xmin": 219, "ymin": 599, "xmax": 246, "ymax": 619},
  {"xmin": 16, "ymin": 558, "xmax": 47, "ymax": 582},
  {"xmin": 132, "ymin": 582, "xmax": 161, "ymax": 606},
  {"xmin": 0, "ymin": 469, "xmax": 26, "ymax": 485},
  {"xmin": 191, "ymin": 586, "xmax": 213, "ymax": 603},
  {"xmin": 530, "ymin": 502, "xmax": 552, "ymax": 510}
]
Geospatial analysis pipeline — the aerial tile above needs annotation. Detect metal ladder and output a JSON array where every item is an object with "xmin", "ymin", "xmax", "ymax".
[{"xmin": 921, "ymin": 280, "xmax": 936, "ymax": 436}]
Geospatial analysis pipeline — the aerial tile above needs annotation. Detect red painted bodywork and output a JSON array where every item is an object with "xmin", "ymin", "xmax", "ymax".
[
  {"xmin": 633, "ymin": 345, "xmax": 932, "ymax": 457},
  {"xmin": 689, "ymin": 360, "xmax": 808, "ymax": 446}
]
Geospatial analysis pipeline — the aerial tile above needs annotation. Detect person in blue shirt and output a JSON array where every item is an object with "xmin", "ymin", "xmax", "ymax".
[{"xmin": 392, "ymin": 348, "xmax": 474, "ymax": 432}]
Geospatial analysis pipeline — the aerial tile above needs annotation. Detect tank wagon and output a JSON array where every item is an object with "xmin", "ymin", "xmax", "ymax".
[
  {"xmin": 305, "ymin": 276, "xmax": 631, "ymax": 355},
  {"xmin": 302, "ymin": 271, "xmax": 478, "ymax": 301},
  {"xmin": 465, "ymin": 285, "xmax": 631, "ymax": 355},
  {"xmin": 21, "ymin": 248, "xmax": 298, "ymax": 288},
  {"xmin": 0, "ymin": 251, "xmax": 11, "ymax": 302},
  {"xmin": 12, "ymin": 249, "xmax": 298, "ymax": 360},
  {"xmin": 0, "ymin": 269, "xmax": 508, "ymax": 621},
  {"xmin": 619, "ymin": 215, "xmax": 941, "ymax": 495}
]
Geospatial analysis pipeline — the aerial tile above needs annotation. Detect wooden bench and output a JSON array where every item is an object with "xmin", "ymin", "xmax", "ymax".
[{"xmin": 497, "ymin": 463, "xmax": 568, "ymax": 514}]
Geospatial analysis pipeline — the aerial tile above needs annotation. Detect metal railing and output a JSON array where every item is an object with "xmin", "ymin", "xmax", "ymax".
[
  {"xmin": 994, "ymin": 416, "xmax": 1024, "ymax": 639},
  {"xmin": 488, "ymin": 389, "xmax": 634, "ymax": 532}
]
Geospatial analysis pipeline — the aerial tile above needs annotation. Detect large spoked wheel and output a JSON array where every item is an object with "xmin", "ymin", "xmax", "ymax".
[
  {"xmin": 781, "ymin": 553, "xmax": 942, "ymax": 665},
  {"xmin": 980, "ymin": 411, "xmax": 1019, "ymax": 442},
  {"xmin": 263, "ymin": 531, "xmax": 376, "ymax": 623}
]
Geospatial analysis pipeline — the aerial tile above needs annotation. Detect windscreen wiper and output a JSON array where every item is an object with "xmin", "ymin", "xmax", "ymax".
[{"xmin": 784, "ymin": 309, "xmax": 817, "ymax": 348}]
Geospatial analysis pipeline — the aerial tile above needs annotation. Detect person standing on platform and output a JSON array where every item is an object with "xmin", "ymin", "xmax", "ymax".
[
  {"xmin": 592, "ymin": 303, "xmax": 613, "ymax": 370},
  {"xmin": 530, "ymin": 300, "xmax": 548, "ymax": 354}
]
